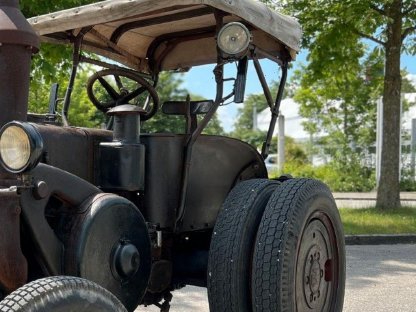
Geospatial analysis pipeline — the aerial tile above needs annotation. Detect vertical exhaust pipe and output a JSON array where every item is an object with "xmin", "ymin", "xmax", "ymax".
[
  {"xmin": 0, "ymin": 0, "xmax": 38, "ymax": 182},
  {"xmin": 0, "ymin": 0, "xmax": 39, "ymax": 128},
  {"xmin": 0, "ymin": 1, "xmax": 38, "ymax": 291}
]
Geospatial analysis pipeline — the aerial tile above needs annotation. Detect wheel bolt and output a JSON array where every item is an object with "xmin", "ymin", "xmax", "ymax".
[{"xmin": 320, "ymin": 269, "xmax": 324, "ymax": 278}]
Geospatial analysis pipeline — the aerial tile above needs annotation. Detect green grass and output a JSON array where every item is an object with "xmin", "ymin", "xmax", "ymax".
[{"xmin": 339, "ymin": 207, "xmax": 416, "ymax": 235}]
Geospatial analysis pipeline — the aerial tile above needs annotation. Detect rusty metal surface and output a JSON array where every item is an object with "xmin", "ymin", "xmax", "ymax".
[
  {"xmin": 0, "ymin": 189, "xmax": 27, "ymax": 293},
  {"xmin": 0, "ymin": 0, "xmax": 39, "ymax": 129},
  {"xmin": 0, "ymin": 0, "xmax": 39, "ymax": 49},
  {"xmin": 0, "ymin": 43, "xmax": 32, "ymax": 128},
  {"xmin": 34, "ymin": 124, "xmax": 112, "ymax": 183}
]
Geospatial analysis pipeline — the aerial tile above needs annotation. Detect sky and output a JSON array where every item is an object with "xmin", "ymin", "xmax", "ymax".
[{"xmin": 181, "ymin": 51, "xmax": 416, "ymax": 133}]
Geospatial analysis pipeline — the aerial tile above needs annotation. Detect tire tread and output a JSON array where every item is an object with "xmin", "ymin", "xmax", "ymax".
[
  {"xmin": 0, "ymin": 276, "xmax": 126, "ymax": 312},
  {"xmin": 208, "ymin": 179, "xmax": 279, "ymax": 312},
  {"xmin": 252, "ymin": 178, "xmax": 342, "ymax": 312}
]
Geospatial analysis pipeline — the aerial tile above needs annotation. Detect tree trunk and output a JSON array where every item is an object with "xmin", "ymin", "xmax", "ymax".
[{"xmin": 376, "ymin": 0, "xmax": 403, "ymax": 210}]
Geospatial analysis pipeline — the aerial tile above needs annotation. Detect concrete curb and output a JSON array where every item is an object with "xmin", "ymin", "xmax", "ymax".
[{"xmin": 345, "ymin": 234, "xmax": 416, "ymax": 245}]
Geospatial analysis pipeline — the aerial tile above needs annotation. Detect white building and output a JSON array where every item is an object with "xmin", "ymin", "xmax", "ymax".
[
  {"xmin": 256, "ymin": 92, "xmax": 416, "ymax": 167},
  {"xmin": 257, "ymin": 98, "xmax": 310, "ymax": 141}
]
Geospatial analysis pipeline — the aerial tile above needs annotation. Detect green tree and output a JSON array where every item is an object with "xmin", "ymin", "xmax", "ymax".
[
  {"xmin": 232, "ymin": 84, "xmax": 279, "ymax": 150},
  {"xmin": 280, "ymin": 136, "xmax": 309, "ymax": 166},
  {"xmin": 20, "ymin": 0, "xmax": 99, "ymax": 92},
  {"xmin": 21, "ymin": 0, "xmax": 98, "ymax": 114},
  {"xmin": 21, "ymin": 0, "xmax": 98, "ymax": 16},
  {"xmin": 293, "ymin": 51, "xmax": 384, "ymax": 165},
  {"xmin": 142, "ymin": 73, "xmax": 224, "ymax": 135},
  {"xmin": 283, "ymin": 0, "xmax": 416, "ymax": 209}
]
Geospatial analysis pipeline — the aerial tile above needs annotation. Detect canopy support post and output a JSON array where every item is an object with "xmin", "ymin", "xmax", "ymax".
[
  {"xmin": 261, "ymin": 62, "xmax": 288, "ymax": 159},
  {"xmin": 251, "ymin": 48, "xmax": 289, "ymax": 159},
  {"xmin": 175, "ymin": 10, "xmax": 225, "ymax": 231},
  {"xmin": 61, "ymin": 27, "xmax": 91, "ymax": 126}
]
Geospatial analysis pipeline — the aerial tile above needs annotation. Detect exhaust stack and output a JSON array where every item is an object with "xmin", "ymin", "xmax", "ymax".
[{"xmin": 0, "ymin": 0, "xmax": 39, "ymax": 128}]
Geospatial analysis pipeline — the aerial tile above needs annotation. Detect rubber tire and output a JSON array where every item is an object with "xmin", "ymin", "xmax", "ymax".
[
  {"xmin": 252, "ymin": 178, "xmax": 346, "ymax": 312},
  {"xmin": 208, "ymin": 179, "xmax": 280, "ymax": 312},
  {"xmin": 0, "ymin": 276, "xmax": 127, "ymax": 312}
]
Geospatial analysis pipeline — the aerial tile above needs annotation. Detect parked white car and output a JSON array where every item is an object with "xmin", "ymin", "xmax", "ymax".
[{"xmin": 265, "ymin": 154, "xmax": 279, "ymax": 174}]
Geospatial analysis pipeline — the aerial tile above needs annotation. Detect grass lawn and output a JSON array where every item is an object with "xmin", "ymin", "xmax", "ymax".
[{"xmin": 339, "ymin": 207, "xmax": 416, "ymax": 235}]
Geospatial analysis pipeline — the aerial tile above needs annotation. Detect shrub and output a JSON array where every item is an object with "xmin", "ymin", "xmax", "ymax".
[{"xmin": 280, "ymin": 161, "xmax": 376, "ymax": 192}]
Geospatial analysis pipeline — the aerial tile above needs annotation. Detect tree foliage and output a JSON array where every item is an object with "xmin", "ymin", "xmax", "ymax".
[
  {"xmin": 293, "ymin": 50, "xmax": 384, "ymax": 164},
  {"xmin": 21, "ymin": 0, "xmax": 98, "ymax": 114},
  {"xmin": 232, "ymin": 84, "xmax": 279, "ymax": 150},
  {"xmin": 282, "ymin": 0, "xmax": 416, "ymax": 209},
  {"xmin": 143, "ymin": 73, "xmax": 224, "ymax": 135}
]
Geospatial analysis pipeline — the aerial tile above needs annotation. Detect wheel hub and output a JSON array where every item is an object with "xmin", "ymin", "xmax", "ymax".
[
  {"xmin": 304, "ymin": 246, "xmax": 324, "ymax": 308},
  {"xmin": 113, "ymin": 241, "xmax": 141, "ymax": 279},
  {"xmin": 296, "ymin": 219, "xmax": 334, "ymax": 311}
]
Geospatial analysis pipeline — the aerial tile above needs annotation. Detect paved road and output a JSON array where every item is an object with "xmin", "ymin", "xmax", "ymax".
[
  {"xmin": 136, "ymin": 245, "xmax": 416, "ymax": 312},
  {"xmin": 345, "ymin": 244, "xmax": 416, "ymax": 312}
]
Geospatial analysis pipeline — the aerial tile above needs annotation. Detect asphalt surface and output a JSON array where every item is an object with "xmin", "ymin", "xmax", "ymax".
[
  {"xmin": 344, "ymin": 244, "xmax": 416, "ymax": 312},
  {"xmin": 136, "ymin": 244, "xmax": 416, "ymax": 312}
]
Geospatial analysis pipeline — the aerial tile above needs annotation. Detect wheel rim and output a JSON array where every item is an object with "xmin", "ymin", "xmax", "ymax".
[{"xmin": 295, "ymin": 212, "xmax": 340, "ymax": 311}]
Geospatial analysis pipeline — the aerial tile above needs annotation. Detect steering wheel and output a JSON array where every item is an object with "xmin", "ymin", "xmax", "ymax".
[{"xmin": 87, "ymin": 69, "xmax": 159, "ymax": 121}]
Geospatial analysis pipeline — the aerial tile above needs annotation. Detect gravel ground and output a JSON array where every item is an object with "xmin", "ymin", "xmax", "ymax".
[{"xmin": 136, "ymin": 244, "xmax": 416, "ymax": 312}]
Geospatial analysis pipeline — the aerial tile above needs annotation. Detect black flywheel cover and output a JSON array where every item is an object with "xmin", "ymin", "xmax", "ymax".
[{"xmin": 64, "ymin": 194, "xmax": 151, "ymax": 312}]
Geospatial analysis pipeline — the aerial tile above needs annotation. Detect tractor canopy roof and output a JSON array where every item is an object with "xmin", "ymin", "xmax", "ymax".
[{"xmin": 29, "ymin": 0, "xmax": 302, "ymax": 74}]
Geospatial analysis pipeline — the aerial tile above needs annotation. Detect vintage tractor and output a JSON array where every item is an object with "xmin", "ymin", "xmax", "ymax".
[{"xmin": 0, "ymin": 0, "xmax": 345, "ymax": 311}]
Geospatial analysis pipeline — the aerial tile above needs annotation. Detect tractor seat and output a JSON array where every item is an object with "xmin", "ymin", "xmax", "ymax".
[
  {"xmin": 162, "ymin": 100, "xmax": 214, "ymax": 133},
  {"xmin": 162, "ymin": 100, "xmax": 214, "ymax": 116}
]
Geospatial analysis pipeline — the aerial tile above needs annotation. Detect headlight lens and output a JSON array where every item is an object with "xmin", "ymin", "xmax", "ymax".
[
  {"xmin": 0, "ymin": 122, "xmax": 43, "ymax": 173},
  {"xmin": 217, "ymin": 22, "xmax": 251, "ymax": 56}
]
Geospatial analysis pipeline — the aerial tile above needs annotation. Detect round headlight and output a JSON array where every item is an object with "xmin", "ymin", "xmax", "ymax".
[
  {"xmin": 217, "ymin": 22, "xmax": 251, "ymax": 56},
  {"xmin": 0, "ymin": 122, "xmax": 43, "ymax": 173}
]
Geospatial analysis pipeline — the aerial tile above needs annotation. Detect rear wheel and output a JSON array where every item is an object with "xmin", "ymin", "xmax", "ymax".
[
  {"xmin": 0, "ymin": 276, "xmax": 127, "ymax": 311},
  {"xmin": 208, "ymin": 179, "xmax": 280, "ymax": 312},
  {"xmin": 252, "ymin": 178, "xmax": 345, "ymax": 312}
]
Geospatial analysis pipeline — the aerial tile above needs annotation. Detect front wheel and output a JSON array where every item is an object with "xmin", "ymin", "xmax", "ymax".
[
  {"xmin": 252, "ymin": 178, "xmax": 345, "ymax": 312},
  {"xmin": 0, "ymin": 276, "xmax": 127, "ymax": 312}
]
